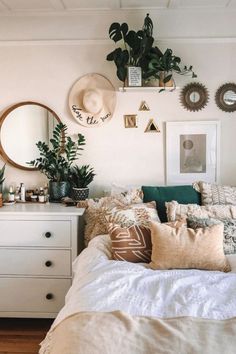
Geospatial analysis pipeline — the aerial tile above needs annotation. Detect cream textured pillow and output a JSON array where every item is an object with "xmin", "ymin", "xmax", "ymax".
[
  {"xmin": 165, "ymin": 201, "xmax": 236, "ymax": 222},
  {"xmin": 149, "ymin": 222, "xmax": 231, "ymax": 272},
  {"xmin": 195, "ymin": 181, "xmax": 236, "ymax": 206},
  {"xmin": 82, "ymin": 190, "xmax": 160, "ymax": 244}
]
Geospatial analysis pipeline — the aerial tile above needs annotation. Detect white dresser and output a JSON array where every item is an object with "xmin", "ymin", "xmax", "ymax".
[{"xmin": 0, "ymin": 203, "xmax": 84, "ymax": 318}]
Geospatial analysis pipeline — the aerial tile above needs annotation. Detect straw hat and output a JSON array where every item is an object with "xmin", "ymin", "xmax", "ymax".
[{"xmin": 69, "ymin": 73, "xmax": 116, "ymax": 127}]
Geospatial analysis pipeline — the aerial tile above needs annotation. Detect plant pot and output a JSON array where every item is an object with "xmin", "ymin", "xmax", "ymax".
[
  {"xmin": 49, "ymin": 181, "xmax": 70, "ymax": 203},
  {"xmin": 143, "ymin": 79, "xmax": 159, "ymax": 87},
  {"xmin": 72, "ymin": 187, "xmax": 89, "ymax": 201},
  {"xmin": 159, "ymin": 72, "xmax": 174, "ymax": 87}
]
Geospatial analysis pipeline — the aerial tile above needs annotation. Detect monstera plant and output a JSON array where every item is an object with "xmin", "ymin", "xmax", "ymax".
[
  {"xmin": 106, "ymin": 14, "xmax": 154, "ymax": 82},
  {"xmin": 106, "ymin": 14, "xmax": 197, "ymax": 87}
]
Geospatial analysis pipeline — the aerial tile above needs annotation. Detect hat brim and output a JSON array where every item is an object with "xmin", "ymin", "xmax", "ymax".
[{"xmin": 69, "ymin": 73, "xmax": 116, "ymax": 127}]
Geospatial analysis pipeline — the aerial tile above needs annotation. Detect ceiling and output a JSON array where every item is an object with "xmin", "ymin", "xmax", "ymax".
[{"xmin": 0, "ymin": 0, "xmax": 235, "ymax": 13}]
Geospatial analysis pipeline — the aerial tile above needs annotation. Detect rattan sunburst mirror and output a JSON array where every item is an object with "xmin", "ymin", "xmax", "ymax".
[
  {"xmin": 215, "ymin": 83, "xmax": 236, "ymax": 112},
  {"xmin": 180, "ymin": 82, "xmax": 209, "ymax": 112}
]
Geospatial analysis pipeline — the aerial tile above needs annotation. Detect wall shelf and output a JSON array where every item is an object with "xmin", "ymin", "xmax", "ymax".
[{"xmin": 119, "ymin": 86, "xmax": 180, "ymax": 92}]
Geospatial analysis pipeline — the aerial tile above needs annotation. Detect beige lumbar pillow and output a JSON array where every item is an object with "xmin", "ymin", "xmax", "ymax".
[{"xmin": 149, "ymin": 222, "xmax": 231, "ymax": 272}]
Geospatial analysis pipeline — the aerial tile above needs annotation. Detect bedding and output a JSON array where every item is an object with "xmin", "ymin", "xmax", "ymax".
[
  {"xmin": 194, "ymin": 181, "xmax": 236, "ymax": 205},
  {"xmin": 149, "ymin": 222, "xmax": 230, "ymax": 272},
  {"xmin": 40, "ymin": 234, "xmax": 236, "ymax": 354},
  {"xmin": 108, "ymin": 224, "xmax": 152, "ymax": 262},
  {"xmin": 81, "ymin": 192, "xmax": 159, "ymax": 244},
  {"xmin": 142, "ymin": 185, "xmax": 201, "ymax": 222},
  {"xmin": 187, "ymin": 216, "xmax": 236, "ymax": 254},
  {"xmin": 166, "ymin": 200, "xmax": 236, "ymax": 222}
]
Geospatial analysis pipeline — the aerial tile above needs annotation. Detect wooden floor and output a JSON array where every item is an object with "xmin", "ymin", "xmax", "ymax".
[{"xmin": 0, "ymin": 318, "xmax": 53, "ymax": 354}]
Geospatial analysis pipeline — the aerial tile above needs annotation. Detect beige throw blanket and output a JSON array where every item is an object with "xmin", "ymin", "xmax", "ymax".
[{"xmin": 40, "ymin": 311, "xmax": 236, "ymax": 354}]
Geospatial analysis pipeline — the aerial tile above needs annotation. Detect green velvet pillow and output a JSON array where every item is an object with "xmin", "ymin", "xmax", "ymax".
[{"xmin": 142, "ymin": 185, "xmax": 201, "ymax": 222}]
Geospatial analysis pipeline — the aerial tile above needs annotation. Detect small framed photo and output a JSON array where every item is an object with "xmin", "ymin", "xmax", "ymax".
[
  {"xmin": 127, "ymin": 66, "xmax": 142, "ymax": 87},
  {"xmin": 166, "ymin": 121, "xmax": 220, "ymax": 185},
  {"xmin": 124, "ymin": 115, "xmax": 138, "ymax": 128}
]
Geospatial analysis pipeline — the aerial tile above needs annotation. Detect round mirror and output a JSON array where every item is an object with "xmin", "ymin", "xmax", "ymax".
[
  {"xmin": 189, "ymin": 92, "xmax": 200, "ymax": 103},
  {"xmin": 180, "ymin": 82, "xmax": 209, "ymax": 112},
  {"xmin": 215, "ymin": 83, "xmax": 236, "ymax": 112},
  {"xmin": 0, "ymin": 102, "xmax": 61, "ymax": 170},
  {"xmin": 223, "ymin": 90, "xmax": 236, "ymax": 105}
]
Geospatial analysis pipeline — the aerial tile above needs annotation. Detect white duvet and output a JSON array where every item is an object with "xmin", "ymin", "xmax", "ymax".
[{"xmin": 52, "ymin": 234, "xmax": 236, "ymax": 329}]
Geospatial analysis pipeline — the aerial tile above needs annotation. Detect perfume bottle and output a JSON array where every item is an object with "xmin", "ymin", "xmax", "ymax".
[
  {"xmin": 8, "ymin": 186, "xmax": 15, "ymax": 202},
  {"xmin": 15, "ymin": 186, "xmax": 20, "ymax": 202},
  {"xmin": 20, "ymin": 183, "xmax": 26, "ymax": 202}
]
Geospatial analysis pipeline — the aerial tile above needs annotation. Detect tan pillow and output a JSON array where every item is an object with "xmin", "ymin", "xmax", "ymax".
[
  {"xmin": 108, "ymin": 224, "xmax": 152, "ymax": 263},
  {"xmin": 149, "ymin": 222, "xmax": 231, "ymax": 272},
  {"xmin": 165, "ymin": 201, "xmax": 236, "ymax": 222}
]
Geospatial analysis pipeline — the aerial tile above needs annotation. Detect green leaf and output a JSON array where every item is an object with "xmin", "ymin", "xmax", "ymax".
[
  {"xmin": 109, "ymin": 23, "xmax": 122, "ymax": 42},
  {"xmin": 163, "ymin": 74, "xmax": 172, "ymax": 83}
]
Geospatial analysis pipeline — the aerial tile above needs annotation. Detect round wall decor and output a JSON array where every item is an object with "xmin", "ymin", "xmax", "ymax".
[
  {"xmin": 215, "ymin": 83, "xmax": 236, "ymax": 112},
  {"xmin": 69, "ymin": 73, "xmax": 116, "ymax": 127},
  {"xmin": 180, "ymin": 82, "xmax": 209, "ymax": 112}
]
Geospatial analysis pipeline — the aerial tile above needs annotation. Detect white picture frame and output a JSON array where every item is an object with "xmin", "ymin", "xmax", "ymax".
[
  {"xmin": 127, "ymin": 66, "xmax": 142, "ymax": 87},
  {"xmin": 166, "ymin": 121, "xmax": 220, "ymax": 185}
]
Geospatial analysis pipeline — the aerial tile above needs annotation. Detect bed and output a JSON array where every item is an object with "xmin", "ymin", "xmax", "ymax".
[{"xmin": 40, "ymin": 233, "xmax": 236, "ymax": 354}]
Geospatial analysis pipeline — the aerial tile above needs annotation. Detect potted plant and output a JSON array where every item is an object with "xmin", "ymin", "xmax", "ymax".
[
  {"xmin": 0, "ymin": 164, "xmax": 5, "ymax": 194},
  {"xmin": 142, "ymin": 48, "xmax": 197, "ymax": 90},
  {"xmin": 106, "ymin": 14, "xmax": 154, "ymax": 84},
  {"xmin": 28, "ymin": 123, "xmax": 85, "ymax": 202},
  {"xmin": 107, "ymin": 14, "xmax": 197, "ymax": 89},
  {"xmin": 70, "ymin": 165, "xmax": 95, "ymax": 201}
]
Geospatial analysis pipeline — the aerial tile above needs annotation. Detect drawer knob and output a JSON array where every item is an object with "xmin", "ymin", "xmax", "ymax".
[
  {"xmin": 45, "ymin": 232, "xmax": 52, "ymax": 238},
  {"xmin": 45, "ymin": 260, "xmax": 52, "ymax": 267},
  {"xmin": 46, "ymin": 293, "xmax": 54, "ymax": 300}
]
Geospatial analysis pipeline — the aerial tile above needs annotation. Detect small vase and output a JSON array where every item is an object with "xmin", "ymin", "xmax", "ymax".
[
  {"xmin": 72, "ymin": 187, "xmax": 89, "ymax": 201},
  {"xmin": 159, "ymin": 72, "xmax": 174, "ymax": 87},
  {"xmin": 49, "ymin": 181, "xmax": 70, "ymax": 203},
  {"xmin": 143, "ymin": 79, "xmax": 159, "ymax": 87}
]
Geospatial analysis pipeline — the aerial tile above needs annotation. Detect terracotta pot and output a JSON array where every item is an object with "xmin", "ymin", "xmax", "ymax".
[
  {"xmin": 143, "ymin": 79, "xmax": 159, "ymax": 87},
  {"xmin": 159, "ymin": 72, "xmax": 174, "ymax": 87}
]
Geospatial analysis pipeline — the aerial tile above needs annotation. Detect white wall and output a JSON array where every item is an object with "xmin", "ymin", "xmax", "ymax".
[{"xmin": 0, "ymin": 8, "xmax": 236, "ymax": 195}]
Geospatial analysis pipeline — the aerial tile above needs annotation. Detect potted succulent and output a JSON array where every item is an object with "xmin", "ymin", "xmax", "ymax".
[
  {"xmin": 0, "ymin": 164, "xmax": 5, "ymax": 194},
  {"xmin": 107, "ymin": 14, "xmax": 197, "ymax": 89},
  {"xmin": 70, "ymin": 165, "xmax": 95, "ymax": 201},
  {"xmin": 28, "ymin": 123, "xmax": 85, "ymax": 202}
]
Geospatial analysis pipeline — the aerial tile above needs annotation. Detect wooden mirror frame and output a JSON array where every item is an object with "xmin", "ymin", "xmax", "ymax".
[
  {"xmin": 180, "ymin": 82, "xmax": 209, "ymax": 112},
  {"xmin": 215, "ymin": 83, "xmax": 236, "ymax": 112},
  {"xmin": 0, "ymin": 101, "xmax": 61, "ymax": 171}
]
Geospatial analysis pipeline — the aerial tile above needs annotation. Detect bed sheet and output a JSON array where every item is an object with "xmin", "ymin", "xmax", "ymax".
[{"xmin": 52, "ymin": 234, "xmax": 236, "ymax": 329}]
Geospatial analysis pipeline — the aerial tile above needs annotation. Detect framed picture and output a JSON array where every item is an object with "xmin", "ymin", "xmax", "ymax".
[
  {"xmin": 127, "ymin": 66, "xmax": 142, "ymax": 87},
  {"xmin": 166, "ymin": 121, "xmax": 220, "ymax": 185},
  {"xmin": 124, "ymin": 114, "xmax": 138, "ymax": 128}
]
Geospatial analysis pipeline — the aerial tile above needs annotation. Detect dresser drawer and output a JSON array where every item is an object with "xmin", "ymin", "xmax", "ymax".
[
  {"xmin": 0, "ymin": 220, "xmax": 71, "ymax": 247},
  {"xmin": 0, "ymin": 278, "xmax": 71, "ymax": 313},
  {"xmin": 0, "ymin": 249, "xmax": 71, "ymax": 276}
]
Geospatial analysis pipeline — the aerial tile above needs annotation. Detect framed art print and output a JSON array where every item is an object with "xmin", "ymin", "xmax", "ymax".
[{"xmin": 166, "ymin": 121, "xmax": 220, "ymax": 185}]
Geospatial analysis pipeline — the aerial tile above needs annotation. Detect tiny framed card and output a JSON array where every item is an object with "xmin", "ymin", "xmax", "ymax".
[{"xmin": 127, "ymin": 66, "xmax": 142, "ymax": 87}]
